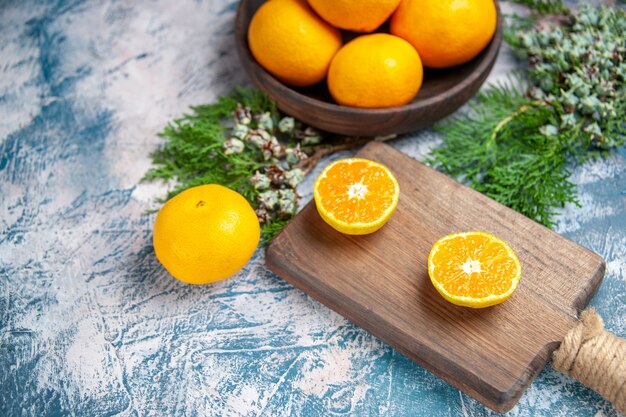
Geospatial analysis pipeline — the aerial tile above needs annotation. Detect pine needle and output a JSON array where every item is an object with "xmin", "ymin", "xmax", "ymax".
[
  {"xmin": 143, "ymin": 87, "xmax": 285, "ymax": 242},
  {"xmin": 429, "ymin": 78, "xmax": 583, "ymax": 228}
]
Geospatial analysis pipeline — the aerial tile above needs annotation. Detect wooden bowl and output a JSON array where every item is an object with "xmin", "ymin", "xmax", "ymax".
[{"xmin": 235, "ymin": 0, "xmax": 502, "ymax": 136}]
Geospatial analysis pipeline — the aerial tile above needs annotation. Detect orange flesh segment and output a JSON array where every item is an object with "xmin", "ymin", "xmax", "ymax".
[
  {"xmin": 430, "ymin": 233, "xmax": 520, "ymax": 299},
  {"xmin": 316, "ymin": 160, "xmax": 396, "ymax": 223}
]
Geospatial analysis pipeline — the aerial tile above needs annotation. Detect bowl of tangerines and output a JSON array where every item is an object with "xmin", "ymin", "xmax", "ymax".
[{"xmin": 235, "ymin": 0, "xmax": 502, "ymax": 136}]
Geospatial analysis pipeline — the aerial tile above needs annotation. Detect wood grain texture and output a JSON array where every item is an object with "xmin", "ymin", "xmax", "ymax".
[
  {"xmin": 265, "ymin": 142, "xmax": 606, "ymax": 413},
  {"xmin": 234, "ymin": 0, "xmax": 502, "ymax": 136}
]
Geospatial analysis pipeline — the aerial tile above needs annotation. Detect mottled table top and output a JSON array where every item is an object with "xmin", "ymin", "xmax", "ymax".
[{"xmin": 1, "ymin": 1, "xmax": 624, "ymax": 416}]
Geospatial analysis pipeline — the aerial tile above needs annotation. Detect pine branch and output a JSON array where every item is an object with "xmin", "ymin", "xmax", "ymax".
[
  {"xmin": 507, "ymin": 0, "xmax": 566, "ymax": 15},
  {"xmin": 143, "ymin": 88, "xmax": 289, "ymax": 242},
  {"xmin": 145, "ymin": 5, "xmax": 625, "ymax": 241},
  {"xmin": 429, "ymin": 79, "xmax": 584, "ymax": 228},
  {"xmin": 143, "ymin": 87, "xmax": 397, "ymax": 243},
  {"xmin": 431, "ymin": 4, "xmax": 625, "ymax": 228}
]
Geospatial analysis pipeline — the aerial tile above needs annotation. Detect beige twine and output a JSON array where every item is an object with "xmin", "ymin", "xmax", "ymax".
[{"xmin": 552, "ymin": 308, "xmax": 626, "ymax": 414}]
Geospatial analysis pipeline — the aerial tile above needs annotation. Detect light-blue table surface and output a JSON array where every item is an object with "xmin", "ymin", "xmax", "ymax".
[{"xmin": 1, "ymin": 1, "xmax": 624, "ymax": 416}]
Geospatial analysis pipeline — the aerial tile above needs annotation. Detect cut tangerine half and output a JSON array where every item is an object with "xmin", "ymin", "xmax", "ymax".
[
  {"xmin": 428, "ymin": 231, "xmax": 522, "ymax": 308},
  {"xmin": 313, "ymin": 158, "xmax": 400, "ymax": 235}
]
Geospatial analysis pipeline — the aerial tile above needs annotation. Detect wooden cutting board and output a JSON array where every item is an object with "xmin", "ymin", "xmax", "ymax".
[{"xmin": 265, "ymin": 142, "xmax": 605, "ymax": 412}]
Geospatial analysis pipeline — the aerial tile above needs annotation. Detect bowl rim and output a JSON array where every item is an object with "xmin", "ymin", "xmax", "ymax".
[{"xmin": 235, "ymin": 0, "xmax": 503, "ymax": 116}]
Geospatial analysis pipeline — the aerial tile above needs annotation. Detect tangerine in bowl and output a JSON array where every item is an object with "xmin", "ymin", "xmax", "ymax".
[{"xmin": 235, "ymin": 0, "xmax": 502, "ymax": 136}]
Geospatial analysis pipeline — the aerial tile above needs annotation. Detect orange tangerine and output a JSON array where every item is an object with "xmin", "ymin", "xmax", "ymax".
[
  {"xmin": 153, "ymin": 184, "xmax": 260, "ymax": 284},
  {"xmin": 428, "ymin": 231, "xmax": 522, "ymax": 308},
  {"xmin": 307, "ymin": 0, "xmax": 402, "ymax": 33},
  {"xmin": 391, "ymin": 0, "xmax": 497, "ymax": 68},
  {"xmin": 327, "ymin": 34, "xmax": 423, "ymax": 108},
  {"xmin": 247, "ymin": 0, "xmax": 342, "ymax": 87},
  {"xmin": 314, "ymin": 158, "xmax": 400, "ymax": 235}
]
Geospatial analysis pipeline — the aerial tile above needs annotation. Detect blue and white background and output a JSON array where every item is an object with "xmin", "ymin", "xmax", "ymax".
[{"xmin": 0, "ymin": 1, "xmax": 624, "ymax": 416}]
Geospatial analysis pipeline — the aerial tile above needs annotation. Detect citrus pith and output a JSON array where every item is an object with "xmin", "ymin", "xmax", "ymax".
[
  {"xmin": 428, "ymin": 231, "xmax": 521, "ymax": 308},
  {"xmin": 314, "ymin": 158, "xmax": 400, "ymax": 235}
]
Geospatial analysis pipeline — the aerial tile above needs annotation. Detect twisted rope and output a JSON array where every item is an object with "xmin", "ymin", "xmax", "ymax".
[{"xmin": 552, "ymin": 308, "xmax": 626, "ymax": 414}]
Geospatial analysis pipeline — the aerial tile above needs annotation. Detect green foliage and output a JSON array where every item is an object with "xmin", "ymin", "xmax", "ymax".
[
  {"xmin": 144, "ymin": 87, "xmax": 275, "ymax": 194},
  {"xmin": 503, "ymin": 14, "xmax": 536, "ymax": 49},
  {"xmin": 260, "ymin": 219, "xmax": 290, "ymax": 246},
  {"xmin": 143, "ymin": 87, "xmax": 310, "ymax": 244},
  {"xmin": 429, "ymin": 80, "xmax": 581, "ymax": 227},
  {"xmin": 146, "ymin": 4, "xmax": 626, "ymax": 242},
  {"xmin": 512, "ymin": 5, "xmax": 626, "ymax": 148},
  {"xmin": 508, "ymin": 0, "xmax": 566, "ymax": 15},
  {"xmin": 431, "ymin": 4, "xmax": 626, "ymax": 228}
]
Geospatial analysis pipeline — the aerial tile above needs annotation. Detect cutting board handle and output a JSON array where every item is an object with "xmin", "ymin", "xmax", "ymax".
[{"xmin": 553, "ymin": 308, "xmax": 626, "ymax": 413}]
